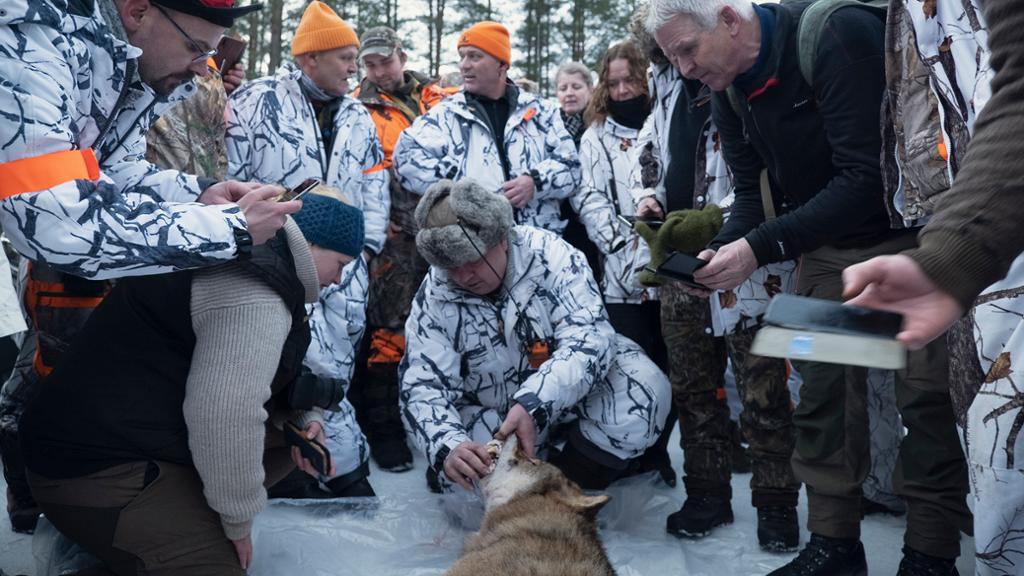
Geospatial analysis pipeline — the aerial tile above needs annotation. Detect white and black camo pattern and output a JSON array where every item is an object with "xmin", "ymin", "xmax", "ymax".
[
  {"xmin": 226, "ymin": 66, "xmax": 388, "ymax": 476},
  {"xmin": 392, "ymin": 89, "xmax": 581, "ymax": 234},
  {"xmin": 304, "ymin": 259, "xmax": 370, "ymax": 478},
  {"xmin": 0, "ymin": 0, "xmax": 248, "ymax": 279},
  {"xmin": 962, "ymin": 255, "xmax": 1024, "ymax": 576},
  {"xmin": 572, "ymin": 117, "xmax": 655, "ymax": 305},
  {"xmin": 399, "ymin": 226, "xmax": 670, "ymax": 469},
  {"xmin": 629, "ymin": 63, "xmax": 795, "ymax": 334}
]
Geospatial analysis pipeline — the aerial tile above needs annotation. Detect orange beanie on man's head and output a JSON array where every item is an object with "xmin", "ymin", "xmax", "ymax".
[
  {"xmin": 291, "ymin": 1, "xmax": 359, "ymax": 57},
  {"xmin": 457, "ymin": 21, "xmax": 511, "ymax": 65}
]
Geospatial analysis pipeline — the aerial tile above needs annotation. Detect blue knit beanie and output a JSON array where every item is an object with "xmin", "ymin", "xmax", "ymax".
[{"xmin": 292, "ymin": 193, "xmax": 365, "ymax": 257}]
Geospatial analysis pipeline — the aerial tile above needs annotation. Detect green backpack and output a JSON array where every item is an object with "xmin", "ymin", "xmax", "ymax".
[{"xmin": 725, "ymin": 0, "xmax": 887, "ymax": 113}]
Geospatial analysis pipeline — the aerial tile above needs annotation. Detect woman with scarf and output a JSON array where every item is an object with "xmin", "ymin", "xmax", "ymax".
[{"xmin": 571, "ymin": 42, "xmax": 661, "ymax": 364}]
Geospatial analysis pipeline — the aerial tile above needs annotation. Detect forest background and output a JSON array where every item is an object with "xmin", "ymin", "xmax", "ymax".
[{"xmin": 237, "ymin": 0, "xmax": 641, "ymax": 93}]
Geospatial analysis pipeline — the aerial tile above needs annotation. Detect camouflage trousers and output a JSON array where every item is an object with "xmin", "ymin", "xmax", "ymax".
[
  {"xmin": 365, "ymin": 229, "xmax": 429, "ymax": 333},
  {"xmin": 660, "ymin": 283, "xmax": 799, "ymax": 507}
]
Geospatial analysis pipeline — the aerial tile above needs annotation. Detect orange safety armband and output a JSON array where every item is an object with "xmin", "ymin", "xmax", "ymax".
[{"xmin": 0, "ymin": 149, "xmax": 100, "ymax": 201}]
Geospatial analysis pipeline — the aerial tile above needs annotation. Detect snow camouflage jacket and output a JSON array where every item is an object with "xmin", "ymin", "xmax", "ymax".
[
  {"xmin": 392, "ymin": 87, "xmax": 581, "ymax": 234},
  {"xmin": 0, "ymin": 0, "xmax": 249, "ymax": 279},
  {"xmin": 225, "ymin": 64, "xmax": 389, "ymax": 255},
  {"xmin": 629, "ymin": 63, "xmax": 794, "ymax": 335},
  {"xmin": 401, "ymin": 226, "xmax": 642, "ymax": 468},
  {"xmin": 225, "ymin": 64, "xmax": 388, "ymax": 383},
  {"xmin": 572, "ymin": 117, "xmax": 655, "ymax": 304},
  {"xmin": 882, "ymin": 0, "xmax": 993, "ymax": 227}
]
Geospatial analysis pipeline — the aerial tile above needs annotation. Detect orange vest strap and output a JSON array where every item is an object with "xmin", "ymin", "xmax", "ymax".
[{"xmin": 0, "ymin": 149, "xmax": 101, "ymax": 200}]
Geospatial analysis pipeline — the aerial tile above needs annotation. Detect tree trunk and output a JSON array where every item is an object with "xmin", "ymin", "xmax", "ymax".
[
  {"xmin": 433, "ymin": 0, "xmax": 446, "ymax": 77},
  {"xmin": 267, "ymin": 0, "xmax": 284, "ymax": 74},
  {"xmin": 245, "ymin": 10, "xmax": 260, "ymax": 78},
  {"xmin": 571, "ymin": 0, "xmax": 585, "ymax": 62}
]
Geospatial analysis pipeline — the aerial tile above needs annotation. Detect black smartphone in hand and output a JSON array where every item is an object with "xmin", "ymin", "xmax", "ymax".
[
  {"xmin": 617, "ymin": 214, "xmax": 664, "ymax": 230},
  {"xmin": 763, "ymin": 294, "xmax": 903, "ymax": 339},
  {"xmin": 645, "ymin": 251, "xmax": 709, "ymax": 290},
  {"xmin": 283, "ymin": 420, "xmax": 331, "ymax": 476},
  {"xmin": 279, "ymin": 178, "xmax": 320, "ymax": 202}
]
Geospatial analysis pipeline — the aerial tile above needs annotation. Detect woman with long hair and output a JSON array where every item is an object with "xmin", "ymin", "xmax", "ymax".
[{"xmin": 572, "ymin": 41, "xmax": 662, "ymax": 364}]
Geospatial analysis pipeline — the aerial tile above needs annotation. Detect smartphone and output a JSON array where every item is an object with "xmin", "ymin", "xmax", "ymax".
[
  {"xmin": 279, "ymin": 178, "xmax": 320, "ymax": 202},
  {"xmin": 645, "ymin": 251, "xmax": 709, "ymax": 290},
  {"xmin": 215, "ymin": 36, "xmax": 247, "ymax": 73},
  {"xmin": 283, "ymin": 420, "xmax": 331, "ymax": 476},
  {"xmin": 617, "ymin": 214, "xmax": 664, "ymax": 230},
  {"xmin": 763, "ymin": 294, "xmax": 903, "ymax": 339}
]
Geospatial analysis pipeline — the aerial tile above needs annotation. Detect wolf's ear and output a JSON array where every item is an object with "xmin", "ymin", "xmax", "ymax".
[{"xmin": 561, "ymin": 493, "xmax": 611, "ymax": 519}]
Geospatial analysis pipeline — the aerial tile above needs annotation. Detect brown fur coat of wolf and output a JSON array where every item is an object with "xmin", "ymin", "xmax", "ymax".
[{"xmin": 444, "ymin": 438, "xmax": 617, "ymax": 576}]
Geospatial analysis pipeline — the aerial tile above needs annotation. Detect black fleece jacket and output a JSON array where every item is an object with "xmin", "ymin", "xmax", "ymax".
[{"xmin": 709, "ymin": 2, "xmax": 895, "ymax": 265}]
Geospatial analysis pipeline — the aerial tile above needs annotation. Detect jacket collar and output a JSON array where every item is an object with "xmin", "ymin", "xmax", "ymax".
[
  {"xmin": 278, "ymin": 63, "xmax": 362, "ymax": 117},
  {"xmin": 357, "ymin": 69, "xmax": 434, "ymax": 106},
  {"xmin": 447, "ymin": 83, "xmax": 541, "ymax": 133},
  {"xmin": 734, "ymin": 2, "xmax": 796, "ymax": 102}
]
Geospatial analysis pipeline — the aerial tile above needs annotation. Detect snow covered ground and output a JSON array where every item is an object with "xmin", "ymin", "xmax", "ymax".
[{"xmin": 0, "ymin": 427, "xmax": 976, "ymax": 576}]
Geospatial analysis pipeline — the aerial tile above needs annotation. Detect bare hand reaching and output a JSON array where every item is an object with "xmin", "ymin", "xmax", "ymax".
[
  {"xmin": 231, "ymin": 534, "xmax": 253, "ymax": 570},
  {"xmin": 843, "ymin": 254, "xmax": 963, "ymax": 349},
  {"xmin": 236, "ymin": 185, "xmax": 301, "ymax": 245},
  {"xmin": 444, "ymin": 441, "xmax": 493, "ymax": 491},
  {"xmin": 494, "ymin": 403, "xmax": 537, "ymax": 459}
]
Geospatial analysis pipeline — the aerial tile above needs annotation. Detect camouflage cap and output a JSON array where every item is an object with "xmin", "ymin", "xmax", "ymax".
[{"xmin": 359, "ymin": 26, "xmax": 401, "ymax": 59}]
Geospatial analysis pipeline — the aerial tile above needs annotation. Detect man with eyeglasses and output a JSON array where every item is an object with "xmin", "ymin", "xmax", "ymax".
[{"xmin": 0, "ymin": 0, "xmax": 298, "ymax": 536}]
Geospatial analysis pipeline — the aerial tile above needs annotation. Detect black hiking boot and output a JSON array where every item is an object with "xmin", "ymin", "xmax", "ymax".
[
  {"xmin": 767, "ymin": 533, "xmax": 867, "ymax": 576},
  {"xmin": 758, "ymin": 506, "xmax": 800, "ymax": 552},
  {"xmin": 267, "ymin": 469, "xmax": 334, "ymax": 500},
  {"xmin": 897, "ymin": 546, "xmax": 959, "ymax": 576},
  {"xmin": 551, "ymin": 440, "xmax": 624, "ymax": 490},
  {"xmin": 324, "ymin": 462, "xmax": 376, "ymax": 497},
  {"xmin": 360, "ymin": 363, "xmax": 413, "ymax": 472},
  {"xmin": 666, "ymin": 494, "xmax": 734, "ymax": 538}
]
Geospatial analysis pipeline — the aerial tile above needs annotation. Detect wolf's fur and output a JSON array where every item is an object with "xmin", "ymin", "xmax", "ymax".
[{"xmin": 444, "ymin": 438, "xmax": 617, "ymax": 576}]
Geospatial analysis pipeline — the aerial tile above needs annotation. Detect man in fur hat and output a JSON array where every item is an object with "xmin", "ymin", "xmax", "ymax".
[{"xmin": 399, "ymin": 179, "xmax": 671, "ymax": 492}]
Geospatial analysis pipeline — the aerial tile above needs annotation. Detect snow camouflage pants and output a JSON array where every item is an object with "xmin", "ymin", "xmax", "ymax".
[
  {"xmin": 951, "ymin": 254, "xmax": 1024, "ymax": 575},
  {"xmin": 431, "ymin": 338, "xmax": 671, "ymax": 492},
  {"xmin": 660, "ymin": 284, "xmax": 799, "ymax": 506}
]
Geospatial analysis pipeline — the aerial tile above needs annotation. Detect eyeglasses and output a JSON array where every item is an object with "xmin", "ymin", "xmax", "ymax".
[{"xmin": 153, "ymin": 4, "xmax": 218, "ymax": 66}]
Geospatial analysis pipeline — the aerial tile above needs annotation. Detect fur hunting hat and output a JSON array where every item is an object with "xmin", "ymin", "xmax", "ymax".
[{"xmin": 415, "ymin": 179, "xmax": 514, "ymax": 269}]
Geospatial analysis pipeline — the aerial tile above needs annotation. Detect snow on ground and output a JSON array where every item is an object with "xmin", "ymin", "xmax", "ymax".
[{"xmin": 1, "ymin": 428, "xmax": 975, "ymax": 575}]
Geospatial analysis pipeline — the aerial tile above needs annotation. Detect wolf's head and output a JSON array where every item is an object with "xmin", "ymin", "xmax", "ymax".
[{"xmin": 479, "ymin": 437, "xmax": 610, "ymax": 516}]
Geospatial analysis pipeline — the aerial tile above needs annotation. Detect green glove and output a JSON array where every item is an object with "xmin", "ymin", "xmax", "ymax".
[{"xmin": 635, "ymin": 205, "xmax": 724, "ymax": 287}]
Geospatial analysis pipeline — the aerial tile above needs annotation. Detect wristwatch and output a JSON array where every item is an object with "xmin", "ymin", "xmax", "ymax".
[{"xmin": 233, "ymin": 225, "xmax": 253, "ymax": 259}]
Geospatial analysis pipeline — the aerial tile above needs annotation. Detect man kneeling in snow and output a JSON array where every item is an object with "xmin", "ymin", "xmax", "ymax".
[{"xmin": 400, "ymin": 179, "xmax": 671, "ymax": 492}]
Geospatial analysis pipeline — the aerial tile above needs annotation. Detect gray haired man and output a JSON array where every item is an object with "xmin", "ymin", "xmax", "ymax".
[{"xmin": 646, "ymin": 1, "xmax": 970, "ymax": 575}]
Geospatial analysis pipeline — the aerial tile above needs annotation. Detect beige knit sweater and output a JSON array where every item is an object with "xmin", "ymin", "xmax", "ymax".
[{"xmin": 182, "ymin": 219, "xmax": 320, "ymax": 541}]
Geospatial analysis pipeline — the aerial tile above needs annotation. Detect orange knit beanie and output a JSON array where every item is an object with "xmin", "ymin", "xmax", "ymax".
[
  {"xmin": 457, "ymin": 21, "xmax": 511, "ymax": 65},
  {"xmin": 291, "ymin": 1, "xmax": 359, "ymax": 57}
]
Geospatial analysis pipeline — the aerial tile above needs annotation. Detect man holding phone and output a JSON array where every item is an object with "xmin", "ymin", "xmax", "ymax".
[
  {"xmin": 628, "ymin": 5, "xmax": 800, "ymax": 550},
  {"xmin": 19, "ymin": 192, "xmax": 365, "ymax": 574},
  {"xmin": 647, "ymin": 1, "xmax": 970, "ymax": 573},
  {"xmin": 0, "ymin": 0, "xmax": 301, "ymax": 535},
  {"xmin": 226, "ymin": 1, "xmax": 388, "ymax": 499}
]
